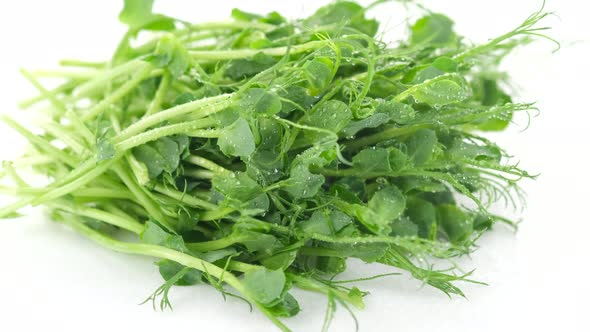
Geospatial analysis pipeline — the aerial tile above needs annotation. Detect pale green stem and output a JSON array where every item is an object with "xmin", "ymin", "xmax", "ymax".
[
  {"xmin": 59, "ymin": 59, "xmax": 106, "ymax": 68},
  {"xmin": 11, "ymin": 155, "xmax": 54, "ymax": 167},
  {"xmin": 344, "ymin": 124, "xmax": 427, "ymax": 150},
  {"xmin": 112, "ymin": 163, "xmax": 172, "ymax": 231},
  {"xmin": 200, "ymin": 208, "xmax": 235, "ymax": 221},
  {"xmin": 30, "ymin": 159, "xmax": 117, "ymax": 205},
  {"xmin": 115, "ymin": 122, "xmax": 221, "ymax": 152},
  {"xmin": 81, "ymin": 65, "xmax": 153, "ymax": 121},
  {"xmin": 145, "ymin": 73, "xmax": 170, "ymax": 116},
  {"xmin": 185, "ymin": 155, "xmax": 231, "ymax": 175},
  {"xmin": 190, "ymin": 40, "xmax": 326, "ymax": 60},
  {"xmin": 19, "ymin": 69, "xmax": 68, "ymax": 113},
  {"xmin": 113, "ymin": 93, "xmax": 233, "ymax": 143},
  {"xmin": 73, "ymin": 59, "xmax": 145, "ymax": 98},
  {"xmin": 37, "ymin": 121, "xmax": 87, "ymax": 154},
  {"xmin": 152, "ymin": 183, "xmax": 217, "ymax": 210},
  {"xmin": 50, "ymin": 201, "xmax": 144, "ymax": 234},
  {"xmin": 31, "ymin": 69, "xmax": 98, "ymax": 80},
  {"xmin": 68, "ymin": 187, "xmax": 135, "ymax": 200},
  {"xmin": 19, "ymin": 80, "xmax": 79, "ymax": 109},
  {"xmin": 184, "ymin": 169, "xmax": 215, "ymax": 179},
  {"xmin": 1, "ymin": 115, "xmax": 78, "ymax": 167}
]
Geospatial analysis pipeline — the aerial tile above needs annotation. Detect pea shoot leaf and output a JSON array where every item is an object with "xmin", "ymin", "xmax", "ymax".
[{"xmin": 243, "ymin": 268, "xmax": 286, "ymax": 305}]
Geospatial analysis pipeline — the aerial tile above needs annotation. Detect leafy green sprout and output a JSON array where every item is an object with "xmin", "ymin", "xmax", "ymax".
[{"xmin": 0, "ymin": 0, "xmax": 554, "ymax": 331}]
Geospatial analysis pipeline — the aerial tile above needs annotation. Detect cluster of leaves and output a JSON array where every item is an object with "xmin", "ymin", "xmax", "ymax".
[{"xmin": 1, "ymin": 0, "xmax": 551, "ymax": 331}]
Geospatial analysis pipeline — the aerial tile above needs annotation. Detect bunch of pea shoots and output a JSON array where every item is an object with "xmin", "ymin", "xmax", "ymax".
[{"xmin": 0, "ymin": 1, "xmax": 552, "ymax": 331}]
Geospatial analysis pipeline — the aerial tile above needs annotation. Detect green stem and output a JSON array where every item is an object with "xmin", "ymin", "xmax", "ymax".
[
  {"xmin": 186, "ymin": 235, "xmax": 241, "ymax": 252},
  {"xmin": 113, "ymin": 93, "xmax": 233, "ymax": 143},
  {"xmin": 73, "ymin": 59, "xmax": 145, "ymax": 98},
  {"xmin": 184, "ymin": 169, "xmax": 215, "ymax": 179},
  {"xmin": 59, "ymin": 59, "xmax": 106, "ymax": 68},
  {"xmin": 81, "ymin": 64, "xmax": 153, "ymax": 121},
  {"xmin": 50, "ymin": 201, "xmax": 144, "ymax": 234},
  {"xmin": 1, "ymin": 115, "xmax": 78, "ymax": 167},
  {"xmin": 115, "ymin": 121, "xmax": 220, "ymax": 152},
  {"xmin": 31, "ymin": 159, "xmax": 117, "ymax": 205},
  {"xmin": 344, "ymin": 124, "xmax": 427, "ymax": 150},
  {"xmin": 112, "ymin": 163, "xmax": 172, "ymax": 231},
  {"xmin": 70, "ymin": 187, "xmax": 135, "ymax": 200},
  {"xmin": 190, "ymin": 40, "xmax": 326, "ymax": 61},
  {"xmin": 145, "ymin": 73, "xmax": 170, "ymax": 116},
  {"xmin": 18, "ymin": 80, "xmax": 79, "ymax": 109},
  {"xmin": 38, "ymin": 122, "xmax": 87, "ymax": 154},
  {"xmin": 152, "ymin": 183, "xmax": 218, "ymax": 210},
  {"xmin": 19, "ymin": 69, "xmax": 68, "ymax": 113},
  {"xmin": 288, "ymin": 273, "xmax": 365, "ymax": 310},
  {"xmin": 200, "ymin": 208, "xmax": 235, "ymax": 221},
  {"xmin": 31, "ymin": 69, "xmax": 98, "ymax": 80},
  {"xmin": 186, "ymin": 155, "xmax": 231, "ymax": 175}
]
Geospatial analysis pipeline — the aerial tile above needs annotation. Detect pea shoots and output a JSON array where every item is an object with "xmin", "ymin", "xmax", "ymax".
[{"xmin": 0, "ymin": 0, "xmax": 552, "ymax": 331}]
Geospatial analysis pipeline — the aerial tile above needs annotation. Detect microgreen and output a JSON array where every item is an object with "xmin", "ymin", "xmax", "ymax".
[{"xmin": 0, "ymin": 1, "xmax": 551, "ymax": 331}]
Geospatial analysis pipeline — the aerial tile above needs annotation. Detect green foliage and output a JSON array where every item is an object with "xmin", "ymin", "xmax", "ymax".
[
  {"xmin": 133, "ymin": 135, "xmax": 189, "ymax": 179},
  {"xmin": 119, "ymin": 0, "xmax": 175, "ymax": 31},
  {"xmin": 243, "ymin": 268, "xmax": 286, "ymax": 305},
  {"xmin": 218, "ymin": 118, "xmax": 256, "ymax": 157},
  {"xmin": 147, "ymin": 35, "xmax": 191, "ymax": 78},
  {"xmin": 1, "ymin": 0, "xmax": 550, "ymax": 330},
  {"xmin": 411, "ymin": 14, "xmax": 456, "ymax": 47}
]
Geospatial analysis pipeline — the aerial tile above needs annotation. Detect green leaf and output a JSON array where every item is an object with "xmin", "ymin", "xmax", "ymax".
[
  {"xmin": 225, "ymin": 53, "xmax": 277, "ymax": 80},
  {"xmin": 303, "ymin": 57, "xmax": 333, "ymax": 94},
  {"xmin": 433, "ymin": 56, "xmax": 458, "ymax": 72},
  {"xmin": 267, "ymin": 293, "xmax": 301, "ymax": 317},
  {"xmin": 405, "ymin": 197, "xmax": 437, "ymax": 239},
  {"xmin": 437, "ymin": 205, "xmax": 473, "ymax": 244},
  {"xmin": 339, "ymin": 184, "xmax": 406, "ymax": 235},
  {"xmin": 237, "ymin": 230, "xmax": 279, "ymax": 253},
  {"xmin": 342, "ymin": 100, "xmax": 414, "ymax": 136},
  {"xmin": 141, "ymin": 221, "xmax": 187, "ymax": 252},
  {"xmin": 157, "ymin": 260, "xmax": 202, "ymax": 286},
  {"xmin": 119, "ymin": 0, "xmax": 175, "ymax": 31},
  {"xmin": 303, "ymin": 100, "xmax": 352, "ymax": 141},
  {"xmin": 406, "ymin": 129, "xmax": 437, "ymax": 165},
  {"xmin": 366, "ymin": 184, "xmax": 406, "ymax": 227},
  {"xmin": 231, "ymin": 8, "xmax": 286, "ymax": 25},
  {"xmin": 390, "ymin": 217, "xmax": 419, "ymax": 237},
  {"xmin": 238, "ymin": 88, "xmax": 282, "ymax": 116},
  {"xmin": 342, "ymin": 113, "xmax": 390, "ymax": 137},
  {"xmin": 446, "ymin": 140, "xmax": 502, "ymax": 162},
  {"xmin": 330, "ymin": 242, "xmax": 389, "ymax": 263},
  {"xmin": 147, "ymin": 35, "xmax": 191, "ymax": 78},
  {"xmin": 278, "ymin": 85, "xmax": 316, "ymax": 114},
  {"xmin": 133, "ymin": 135, "xmax": 188, "ymax": 179},
  {"xmin": 306, "ymin": 1, "xmax": 379, "ymax": 36},
  {"xmin": 411, "ymin": 14, "xmax": 456, "ymax": 47},
  {"xmin": 119, "ymin": 0, "xmax": 156, "ymax": 28},
  {"xmin": 243, "ymin": 268, "xmax": 286, "ymax": 305},
  {"xmin": 200, "ymin": 248, "xmax": 238, "ymax": 262},
  {"xmin": 283, "ymin": 146, "xmax": 332, "ymax": 199},
  {"xmin": 298, "ymin": 209, "xmax": 352, "ymax": 236},
  {"xmin": 218, "ymin": 118, "xmax": 256, "ymax": 157},
  {"xmin": 212, "ymin": 172, "xmax": 263, "ymax": 207},
  {"xmin": 353, "ymin": 148, "xmax": 392, "ymax": 173},
  {"xmin": 261, "ymin": 251, "xmax": 297, "ymax": 270},
  {"xmin": 410, "ymin": 75, "xmax": 471, "ymax": 106}
]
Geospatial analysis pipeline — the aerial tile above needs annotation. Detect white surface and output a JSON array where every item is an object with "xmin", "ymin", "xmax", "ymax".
[{"xmin": 0, "ymin": 1, "xmax": 589, "ymax": 331}]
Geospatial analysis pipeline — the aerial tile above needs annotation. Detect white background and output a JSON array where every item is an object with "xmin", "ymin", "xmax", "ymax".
[{"xmin": 0, "ymin": 1, "xmax": 588, "ymax": 331}]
